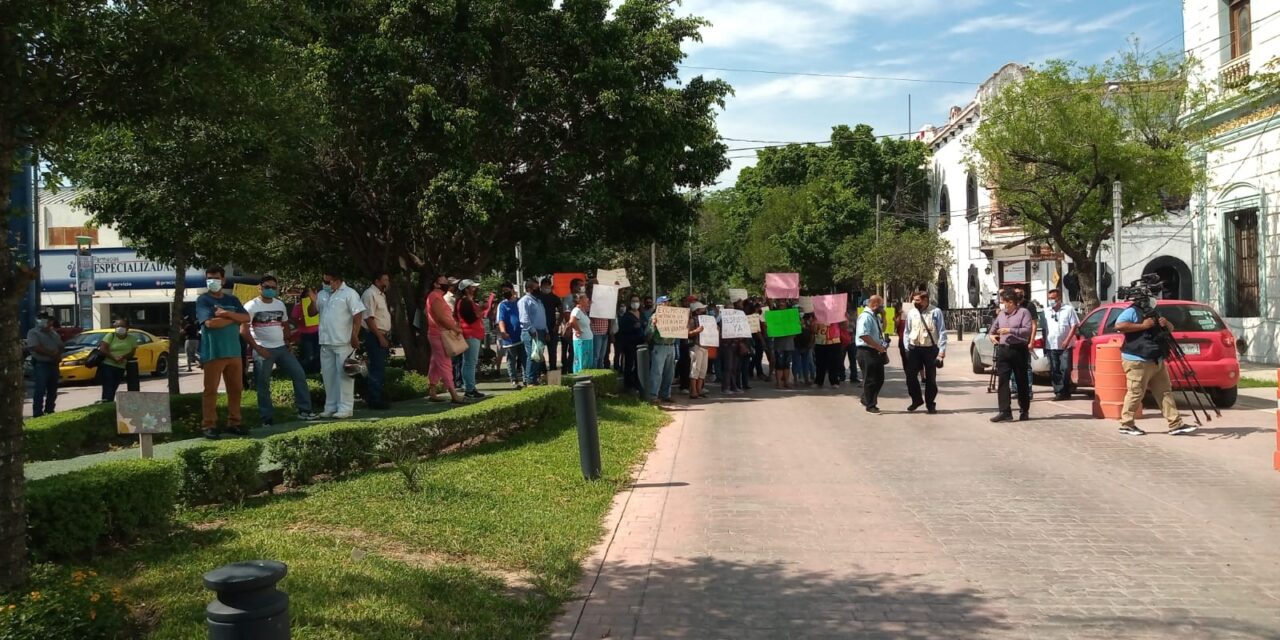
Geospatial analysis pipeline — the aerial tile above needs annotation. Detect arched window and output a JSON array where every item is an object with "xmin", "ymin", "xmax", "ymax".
[
  {"xmin": 937, "ymin": 186, "xmax": 951, "ymax": 231},
  {"xmin": 965, "ymin": 171, "xmax": 979, "ymax": 221}
]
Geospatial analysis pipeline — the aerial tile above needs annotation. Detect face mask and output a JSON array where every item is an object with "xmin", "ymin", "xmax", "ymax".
[
  {"xmin": 115, "ymin": 327, "xmax": 127, "ymax": 336},
  {"xmin": 206, "ymin": 279, "xmax": 223, "ymax": 293},
  {"xmin": 575, "ymin": 287, "xmax": 585, "ymax": 294},
  {"xmin": 262, "ymin": 288, "xmax": 278, "ymax": 299},
  {"xmin": 322, "ymin": 282, "xmax": 333, "ymax": 294},
  {"xmin": 36, "ymin": 319, "xmax": 48, "ymax": 329},
  {"xmin": 541, "ymin": 287, "xmax": 552, "ymax": 294},
  {"xmin": 631, "ymin": 302, "xmax": 641, "ymax": 310}
]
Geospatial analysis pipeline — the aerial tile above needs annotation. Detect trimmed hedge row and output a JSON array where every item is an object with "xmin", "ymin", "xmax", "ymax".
[
  {"xmin": 26, "ymin": 459, "xmax": 177, "ymax": 560},
  {"xmin": 175, "ymin": 440, "xmax": 265, "ymax": 506},
  {"xmin": 266, "ymin": 385, "xmax": 572, "ymax": 485},
  {"xmin": 268, "ymin": 368, "xmax": 432, "ymax": 410},
  {"xmin": 561, "ymin": 369, "xmax": 619, "ymax": 397}
]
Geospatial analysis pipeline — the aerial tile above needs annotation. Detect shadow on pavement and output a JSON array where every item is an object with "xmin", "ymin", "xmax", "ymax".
[{"xmin": 1038, "ymin": 614, "xmax": 1280, "ymax": 640}]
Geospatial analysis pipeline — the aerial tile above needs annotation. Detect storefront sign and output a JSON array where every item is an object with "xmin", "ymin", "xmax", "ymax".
[
  {"xmin": 41, "ymin": 249, "xmax": 206, "ymax": 291},
  {"xmin": 1000, "ymin": 261, "xmax": 1028, "ymax": 284}
]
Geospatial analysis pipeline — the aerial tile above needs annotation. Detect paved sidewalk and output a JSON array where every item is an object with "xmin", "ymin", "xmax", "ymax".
[{"xmin": 554, "ymin": 360, "xmax": 1280, "ymax": 639}]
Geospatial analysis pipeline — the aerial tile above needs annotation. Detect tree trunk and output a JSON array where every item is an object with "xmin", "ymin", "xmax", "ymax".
[
  {"xmin": 391, "ymin": 273, "xmax": 430, "ymax": 373},
  {"xmin": 1073, "ymin": 255, "xmax": 1102, "ymax": 311},
  {"xmin": 0, "ymin": 165, "xmax": 31, "ymax": 589},
  {"xmin": 167, "ymin": 254, "xmax": 187, "ymax": 394}
]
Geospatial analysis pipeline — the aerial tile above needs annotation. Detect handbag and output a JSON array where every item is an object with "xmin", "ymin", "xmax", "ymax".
[
  {"xmin": 84, "ymin": 341, "xmax": 107, "ymax": 368},
  {"xmin": 441, "ymin": 329, "xmax": 469, "ymax": 357}
]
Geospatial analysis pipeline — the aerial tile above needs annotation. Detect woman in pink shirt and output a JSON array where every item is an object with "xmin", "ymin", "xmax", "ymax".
[
  {"xmin": 425, "ymin": 275, "xmax": 464, "ymax": 404},
  {"xmin": 454, "ymin": 280, "xmax": 494, "ymax": 399}
]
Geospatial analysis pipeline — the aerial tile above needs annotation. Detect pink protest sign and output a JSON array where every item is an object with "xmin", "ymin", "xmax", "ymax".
[
  {"xmin": 764, "ymin": 273, "xmax": 800, "ymax": 299},
  {"xmin": 812, "ymin": 293, "xmax": 848, "ymax": 325}
]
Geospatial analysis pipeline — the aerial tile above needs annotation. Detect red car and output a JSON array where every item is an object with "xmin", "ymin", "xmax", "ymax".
[{"xmin": 1071, "ymin": 300, "xmax": 1240, "ymax": 408}]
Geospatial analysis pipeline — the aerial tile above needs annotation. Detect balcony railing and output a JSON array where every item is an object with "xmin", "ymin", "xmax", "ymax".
[{"xmin": 1219, "ymin": 55, "xmax": 1251, "ymax": 93}]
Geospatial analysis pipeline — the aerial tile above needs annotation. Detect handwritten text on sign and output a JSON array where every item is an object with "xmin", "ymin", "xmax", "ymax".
[
  {"xmin": 652, "ymin": 305, "xmax": 689, "ymax": 340},
  {"xmin": 720, "ymin": 309, "xmax": 751, "ymax": 339}
]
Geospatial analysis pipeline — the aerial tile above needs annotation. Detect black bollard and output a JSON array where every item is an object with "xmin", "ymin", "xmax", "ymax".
[
  {"xmin": 125, "ymin": 359, "xmax": 141, "ymax": 392},
  {"xmin": 572, "ymin": 380, "xmax": 602, "ymax": 480},
  {"xmin": 636, "ymin": 345, "xmax": 650, "ymax": 398},
  {"xmin": 204, "ymin": 560, "xmax": 290, "ymax": 639}
]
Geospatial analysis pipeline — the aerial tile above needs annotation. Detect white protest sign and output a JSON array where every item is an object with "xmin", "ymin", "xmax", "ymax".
[
  {"xmin": 652, "ymin": 305, "xmax": 689, "ymax": 339},
  {"xmin": 698, "ymin": 315, "xmax": 719, "ymax": 347},
  {"xmin": 747, "ymin": 313, "xmax": 762, "ymax": 334},
  {"xmin": 720, "ymin": 309, "xmax": 751, "ymax": 339},
  {"xmin": 728, "ymin": 288, "xmax": 749, "ymax": 303},
  {"xmin": 589, "ymin": 284, "xmax": 619, "ymax": 319},
  {"xmin": 597, "ymin": 268, "xmax": 630, "ymax": 288}
]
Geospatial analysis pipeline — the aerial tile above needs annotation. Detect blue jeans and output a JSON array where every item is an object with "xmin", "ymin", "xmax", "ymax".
[
  {"xmin": 793, "ymin": 349, "xmax": 815, "ymax": 380},
  {"xmin": 299, "ymin": 332, "xmax": 320, "ymax": 374},
  {"xmin": 521, "ymin": 330, "xmax": 544, "ymax": 385},
  {"xmin": 1047, "ymin": 349, "xmax": 1072, "ymax": 396},
  {"xmin": 254, "ymin": 345, "xmax": 312, "ymax": 421},
  {"xmin": 504, "ymin": 342, "xmax": 526, "ymax": 384},
  {"xmin": 363, "ymin": 332, "xmax": 389, "ymax": 405},
  {"xmin": 32, "ymin": 360, "xmax": 59, "ymax": 417},
  {"xmin": 99, "ymin": 364, "xmax": 125, "ymax": 402},
  {"xmin": 462, "ymin": 337, "xmax": 481, "ymax": 393},
  {"xmin": 648, "ymin": 343, "xmax": 676, "ymax": 401},
  {"xmin": 593, "ymin": 334, "xmax": 609, "ymax": 369}
]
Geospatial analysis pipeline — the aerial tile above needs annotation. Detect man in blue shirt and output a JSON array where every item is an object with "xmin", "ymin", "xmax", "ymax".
[
  {"xmin": 518, "ymin": 279, "xmax": 547, "ymax": 386},
  {"xmin": 1114, "ymin": 303, "xmax": 1191, "ymax": 436},
  {"xmin": 196, "ymin": 266, "xmax": 250, "ymax": 439},
  {"xmin": 497, "ymin": 284, "xmax": 525, "ymax": 388},
  {"xmin": 855, "ymin": 295, "xmax": 890, "ymax": 414}
]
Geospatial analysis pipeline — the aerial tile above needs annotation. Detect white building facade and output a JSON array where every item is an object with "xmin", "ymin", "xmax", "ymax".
[{"xmin": 1185, "ymin": 0, "xmax": 1280, "ymax": 363}]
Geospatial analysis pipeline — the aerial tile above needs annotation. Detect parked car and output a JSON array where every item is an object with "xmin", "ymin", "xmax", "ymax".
[
  {"xmin": 55, "ymin": 329, "xmax": 171, "ymax": 383},
  {"xmin": 969, "ymin": 309, "xmax": 1051, "ymax": 381},
  {"xmin": 1070, "ymin": 300, "xmax": 1240, "ymax": 408}
]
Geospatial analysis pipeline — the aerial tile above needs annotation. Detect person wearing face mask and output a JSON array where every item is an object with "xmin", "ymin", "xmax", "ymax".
[
  {"xmin": 360, "ymin": 272, "xmax": 394, "ymax": 409},
  {"xmin": 1043, "ymin": 287, "xmax": 1079, "ymax": 400},
  {"xmin": 617, "ymin": 295, "xmax": 647, "ymax": 392},
  {"xmin": 26, "ymin": 311, "xmax": 64, "ymax": 417},
  {"xmin": 560, "ymin": 278, "xmax": 587, "ymax": 374},
  {"xmin": 903, "ymin": 290, "xmax": 948, "ymax": 414},
  {"xmin": 989, "ymin": 289, "xmax": 1033, "ymax": 422},
  {"xmin": 855, "ymin": 295, "xmax": 891, "ymax": 413},
  {"xmin": 313, "ymin": 271, "xmax": 368, "ymax": 418},
  {"xmin": 497, "ymin": 283, "xmax": 525, "ymax": 388},
  {"xmin": 537, "ymin": 277, "xmax": 562, "ymax": 373},
  {"xmin": 243, "ymin": 275, "xmax": 318, "ymax": 426},
  {"xmin": 455, "ymin": 279, "xmax": 494, "ymax": 398},
  {"xmin": 518, "ymin": 279, "xmax": 549, "ymax": 386},
  {"xmin": 569, "ymin": 293, "xmax": 594, "ymax": 374},
  {"xmin": 425, "ymin": 274, "xmax": 465, "ymax": 403},
  {"xmin": 195, "ymin": 266, "xmax": 251, "ymax": 437},
  {"xmin": 96, "ymin": 318, "xmax": 139, "ymax": 404}
]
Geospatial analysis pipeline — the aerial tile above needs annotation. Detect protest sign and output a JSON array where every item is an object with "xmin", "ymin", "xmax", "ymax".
[
  {"xmin": 698, "ymin": 315, "xmax": 719, "ymax": 347},
  {"xmin": 765, "ymin": 273, "xmax": 800, "ymax": 299},
  {"xmin": 813, "ymin": 293, "xmax": 848, "ymax": 325},
  {"xmin": 653, "ymin": 305, "xmax": 689, "ymax": 339},
  {"xmin": 763, "ymin": 308, "xmax": 801, "ymax": 338},
  {"xmin": 233, "ymin": 283, "xmax": 259, "ymax": 305},
  {"xmin": 596, "ymin": 268, "xmax": 630, "ymax": 288},
  {"xmin": 747, "ymin": 313, "xmax": 762, "ymax": 334},
  {"xmin": 798, "ymin": 296, "xmax": 814, "ymax": 313},
  {"xmin": 857, "ymin": 306, "xmax": 898, "ymax": 335},
  {"xmin": 728, "ymin": 288, "xmax": 749, "ymax": 303},
  {"xmin": 589, "ymin": 284, "xmax": 619, "ymax": 319},
  {"xmin": 553, "ymin": 273, "xmax": 587, "ymax": 298},
  {"xmin": 720, "ymin": 309, "xmax": 751, "ymax": 339}
]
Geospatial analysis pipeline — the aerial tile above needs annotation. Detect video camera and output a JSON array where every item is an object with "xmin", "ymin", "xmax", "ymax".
[{"xmin": 1117, "ymin": 273, "xmax": 1163, "ymax": 317}]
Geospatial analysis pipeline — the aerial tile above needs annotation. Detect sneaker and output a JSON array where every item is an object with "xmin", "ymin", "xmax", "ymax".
[
  {"xmin": 333, "ymin": 412, "xmax": 354, "ymax": 420},
  {"xmin": 907, "ymin": 401, "xmax": 924, "ymax": 413},
  {"xmin": 319, "ymin": 411, "xmax": 336, "ymax": 418},
  {"xmin": 866, "ymin": 406, "xmax": 881, "ymax": 414},
  {"xmin": 989, "ymin": 413, "xmax": 1013, "ymax": 423},
  {"xmin": 1167, "ymin": 423, "xmax": 1198, "ymax": 436},
  {"xmin": 202, "ymin": 429, "xmax": 220, "ymax": 440},
  {"xmin": 1118, "ymin": 424, "xmax": 1146, "ymax": 436}
]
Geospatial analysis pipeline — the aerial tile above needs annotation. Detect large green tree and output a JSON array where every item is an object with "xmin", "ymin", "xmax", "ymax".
[
  {"xmin": 969, "ymin": 53, "xmax": 1208, "ymax": 307},
  {"xmin": 274, "ymin": 0, "xmax": 730, "ymax": 370},
  {"xmin": 0, "ymin": 0, "xmax": 287, "ymax": 589},
  {"xmin": 834, "ymin": 223, "xmax": 953, "ymax": 294}
]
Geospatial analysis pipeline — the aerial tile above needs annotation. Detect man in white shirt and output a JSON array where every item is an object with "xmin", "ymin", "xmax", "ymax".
[
  {"xmin": 312, "ymin": 271, "xmax": 366, "ymax": 418},
  {"xmin": 361, "ymin": 272, "xmax": 393, "ymax": 410},
  {"xmin": 1043, "ymin": 287, "xmax": 1080, "ymax": 400},
  {"xmin": 903, "ymin": 290, "xmax": 948, "ymax": 414},
  {"xmin": 243, "ymin": 275, "xmax": 319, "ymax": 425}
]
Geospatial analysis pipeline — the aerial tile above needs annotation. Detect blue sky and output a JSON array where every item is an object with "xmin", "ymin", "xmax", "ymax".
[{"xmin": 670, "ymin": 0, "xmax": 1185, "ymax": 187}]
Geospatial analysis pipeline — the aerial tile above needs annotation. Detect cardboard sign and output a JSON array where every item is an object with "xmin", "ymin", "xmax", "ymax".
[
  {"xmin": 232, "ymin": 283, "xmax": 259, "ymax": 306},
  {"xmin": 857, "ymin": 306, "xmax": 898, "ymax": 335},
  {"xmin": 652, "ymin": 305, "xmax": 689, "ymax": 340},
  {"xmin": 812, "ymin": 293, "xmax": 848, "ymax": 325},
  {"xmin": 763, "ymin": 308, "xmax": 802, "ymax": 337},
  {"xmin": 728, "ymin": 288, "xmax": 749, "ymax": 303},
  {"xmin": 721, "ymin": 309, "xmax": 751, "ymax": 339},
  {"xmin": 697, "ymin": 315, "xmax": 719, "ymax": 347},
  {"xmin": 589, "ymin": 284, "xmax": 619, "ymax": 319},
  {"xmin": 596, "ymin": 268, "xmax": 630, "ymax": 289},
  {"xmin": 115, "ymin": 392, "xmax": 173, "ymax": 435},
  {"xmin": 765, "ymin": 273, "xmax": 800, "ymax": 299},
  {"xmin": 747, "ymin": 313, "xmax": 762, "ymax": 334},
  {"xmin": 798, "ymin": 296, "xmax": 814, "ymax": 313},
  {"xmin": 553, "ymin": 273, "xmax": 587, "ymax": 298}
]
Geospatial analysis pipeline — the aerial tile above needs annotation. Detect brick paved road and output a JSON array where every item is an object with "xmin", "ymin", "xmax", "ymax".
[{"xmin": 553, "ymin": 353, "xmax": 1280, "ymax": 640}]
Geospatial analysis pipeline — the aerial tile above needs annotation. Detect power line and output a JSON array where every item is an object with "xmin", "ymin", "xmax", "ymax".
[{"xmin": 679, "ymin": 65, "xmax": 982, "ymax": 86}]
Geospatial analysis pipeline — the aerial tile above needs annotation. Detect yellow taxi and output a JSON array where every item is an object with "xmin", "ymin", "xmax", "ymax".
[{"xmin": 58, "ymin": 329, "xmax": 172, "ymax": 383}]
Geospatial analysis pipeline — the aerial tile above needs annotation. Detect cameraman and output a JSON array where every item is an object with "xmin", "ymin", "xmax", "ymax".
[{"xmin": 1114, "ymin": 302, "xmax": 1195, "ymax": 436}]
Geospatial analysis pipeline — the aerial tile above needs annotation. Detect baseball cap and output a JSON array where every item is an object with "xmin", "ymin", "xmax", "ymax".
[
  {"xmin": 447, "ymin": 277, "xmax": 460, "ymax": 285},
  {"xmin": 689, "ymin": 302, "xmax": 707, "ymax": 312},
  {"xmin": 656, "ymin": 295, "xmax": 670, "ymax": 304},
  {"xmin": 458, "ymin": 279, "xmax": 478, "ymax": 290}
]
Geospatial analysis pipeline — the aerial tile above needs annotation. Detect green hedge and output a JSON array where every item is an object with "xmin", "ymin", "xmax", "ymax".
[
  {"xmin": 26, "ymin": 459, "xmax": 177, "ymax": 560},
  {"xmin": 175, "ymin": 440, "xmax": 265, "ymax": 506},
  {"xmin": 561, "ymin": 369, "xmax": 619, "ymax": 397},
  {"xmin": 266, "ymin": 385, "xmax": 571, "ymax": 486}
]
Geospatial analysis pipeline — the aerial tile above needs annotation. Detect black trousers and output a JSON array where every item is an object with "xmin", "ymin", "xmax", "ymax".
[
  {"xmin": 996, "ymin": 345, "xmax": 1032, "ymax": 415},
  {"xmin": 814, "ymin": 344, "xmax": 842, "ymax": 387},
  {"xmin": 904, "ymin": 346, "xmax": 940, "ymax": 408},
  {"xmin": 751, "ymin": 335, "xmax": 766, "ymax": 377},
  {"xmin": 720, "ymin": 341, "xmax": 740, "ymax": 391},
  {"xmin": 857, "ymin": 348, "xmax": 885, "ymax": 408}
]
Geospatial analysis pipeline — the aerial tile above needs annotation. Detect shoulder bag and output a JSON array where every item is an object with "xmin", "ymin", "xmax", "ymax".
[
  {"xmin": 441, "ymin": 329, "xmax": 469, "ymax": 357},
  {"xmin": 84, "ymin": 336, "xmax": 109, "ymax": 369},
  {"xmin": 921, "ymin": 308, "xmax": 944, "ymax": 368}
]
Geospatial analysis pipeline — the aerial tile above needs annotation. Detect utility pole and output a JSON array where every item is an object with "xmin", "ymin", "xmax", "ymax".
[
  {"xmin": 875, "ymin": 195, "xmax": 883, "ymax": 298},
  {"xmin": 688, "ymin": 222, "xmax": 693, "ymax": 295},
  {"xmin": 1112, "ymin": 180, "xmax": 1122, "ymax": 302},
  {"xmin": 650, "ymin": 242, "xmax": 657, "ymax": 299},
  {"xmin": 514, "ymin": 242, "xmax": 523, "ymax": 289}
]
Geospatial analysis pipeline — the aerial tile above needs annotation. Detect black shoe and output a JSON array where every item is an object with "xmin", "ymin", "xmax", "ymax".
[
  {"xmin": 1018, "ymin": 412, "xmax": 1030, "ymax": 421},
  {"xmin": 1118, "ymin": 424, "xmax": 1146, "ymax": 436},
  {"xmin": 261, "ymin": 417, "xmax": 274, "ymax": 427},
  {"xmin": 226, "ymin": 426, "xmax": 249, "ymax": 437},
  {"xmin": 866, "ymin": 406, "xmax": 881, "ymax": 414},
  {"xmin": 926, "ymin": 407, "xmax": 938, "ymax": 415},
  {"xmin": 1053, "ymin": 393, "xmax": 1071, "ymax": 401},
  {"xmin": 907, "ymin": 401, "xmax": 924, "ymax": 412},
  {"xmin": 202, "ymin": 429, "xmax": 220, "ymax": 440},
  {"xmin": 989, "ymin": 413, "xmax": 1013, "ymax": 423}
]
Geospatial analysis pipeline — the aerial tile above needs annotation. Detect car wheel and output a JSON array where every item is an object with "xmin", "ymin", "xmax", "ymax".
[
  {"xmin": 153, "ymin": 353, "xmax": 169, "ymax": 377},
  {"xmin": 970, "ymin": 345, "xmax": 985, "ymax": 374},
  {"xmin": 1210, "ymin": 386, "xmax": 1238, "ymax": 409}
]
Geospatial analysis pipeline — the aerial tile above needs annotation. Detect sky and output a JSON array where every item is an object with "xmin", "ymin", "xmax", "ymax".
[{"xmin": 669, "ymin": 0, "xmax": 1186, "ymax": 188}]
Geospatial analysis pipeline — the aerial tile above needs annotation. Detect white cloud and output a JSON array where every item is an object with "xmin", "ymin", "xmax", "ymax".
[
  {"xmin": 950, "ymin": 5, "xmax": 1149, "ymax": 36},
  {"xmin": 681, "ymin": 0, "xmax": 850, "ymax": 51},
  {"xmin": 821, "ymin": 0, "xmax": 987, "ymax": 18},
  {"xmin": 733, "ymin": 71, "xmax": 915, "ymax": 103}
]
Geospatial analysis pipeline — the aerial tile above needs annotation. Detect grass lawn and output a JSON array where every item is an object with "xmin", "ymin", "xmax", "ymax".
[
  {"xmin": 90, "ymin": 398, "xmax": 667, "ymax": 639},
  {"xmin": 1237, "ymin": 376, "xmax": 1277, "ymax": 388}
]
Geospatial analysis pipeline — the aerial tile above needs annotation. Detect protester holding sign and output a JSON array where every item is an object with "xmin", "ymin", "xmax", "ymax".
[
  {"xmin": 687, "ymin": 302, "xmax": 710, "ymax": 399},
  {"xmin": 647, "ymin": 297, "xmax": 683, "ymax": 404},
  {"xmin": 617, "ymin": 294, "xmax": 647, "ymax": 391}
]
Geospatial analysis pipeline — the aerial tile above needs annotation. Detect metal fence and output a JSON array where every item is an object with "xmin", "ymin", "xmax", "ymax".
[{"xmin": 944, "ymin": 308, "xmax": 996, "ymax": 340}]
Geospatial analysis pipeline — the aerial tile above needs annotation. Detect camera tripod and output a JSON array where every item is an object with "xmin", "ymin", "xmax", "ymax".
[{"xmin": 1153, "ymin": 321, "xmax": 1222, "ymax": 426}]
